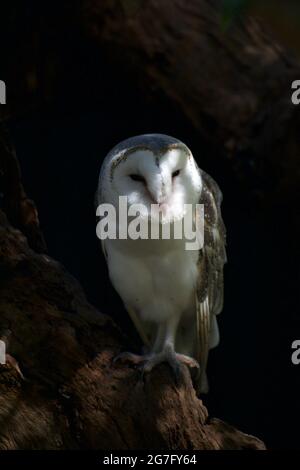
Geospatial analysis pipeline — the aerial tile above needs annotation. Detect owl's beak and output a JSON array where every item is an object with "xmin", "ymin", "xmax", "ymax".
[
  {"xmin": 149, "ymin": 192, "xmax": 167, "ymax": 206},
  {"xmin": 147, "ymin": 171, "xmax": 170, "ymax": 206},
  {"xmin": 145, "ymin": 186, "xmax": 159, "ymax": 205}
]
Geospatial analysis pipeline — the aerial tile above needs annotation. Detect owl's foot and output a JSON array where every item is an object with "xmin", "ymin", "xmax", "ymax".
[
  {"xmin": 141, "ymin": 345, "xmax": 200, "ymax": 384},
  {"xmin": 113, "ymin": 349, "xmax": 200, "ymax": 386},
  {"xmin": 175, "ymin": 353, "xmax": 200, "ymax": 371}
]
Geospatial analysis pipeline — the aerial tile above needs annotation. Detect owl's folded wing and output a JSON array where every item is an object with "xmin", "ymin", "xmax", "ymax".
[{"xmin": 195, "ymin": 170, "xmax": 227, "ymax": 392}]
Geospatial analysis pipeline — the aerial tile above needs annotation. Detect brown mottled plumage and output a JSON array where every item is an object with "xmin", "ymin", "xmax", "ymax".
[{"xmin": 196, "ymin": 170, "xmax": 227, "ymax": 392}]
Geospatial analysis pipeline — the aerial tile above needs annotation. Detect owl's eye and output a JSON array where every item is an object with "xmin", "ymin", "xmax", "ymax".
[
  {"xmin": 129, "ymin": 174, "xmax": 146, "ymax": 183},
  {"xmin": 172, "ymin": 169, "xmax": 180, "ymax": 178}
]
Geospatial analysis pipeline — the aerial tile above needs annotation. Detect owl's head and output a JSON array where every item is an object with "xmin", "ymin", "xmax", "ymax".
[{"xmin": 98, "ymin": 134, "xmax": 202, "ymax": 223}]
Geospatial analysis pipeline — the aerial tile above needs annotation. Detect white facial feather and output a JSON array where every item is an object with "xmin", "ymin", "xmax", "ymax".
[{"xmin": 100, "ymin": 146, "xmax": 202, "ymax": 224}]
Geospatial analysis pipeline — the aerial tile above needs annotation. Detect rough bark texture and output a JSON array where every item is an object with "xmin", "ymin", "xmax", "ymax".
[
  {"xmin": 0, "ymin": 127, "xmax": 46, "ymax": 254},
  {"xmin": 0, "ymin": 131, "xmax": 265, "ymax": 450}
]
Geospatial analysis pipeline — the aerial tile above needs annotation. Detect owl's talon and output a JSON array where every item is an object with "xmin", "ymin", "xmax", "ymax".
[
  {"xmin": 175, "ymin": 353, "xmax": 200, "ymax": 372},
  {"xmin": 138, "ymin": 348, "xmax": 200, "ymax": 387},
  {"xmin": 140, "ymin": 347, "xmax": 182, "ymax": 382},
  {"xmin": 113, "ymin": 349, "xmax": 200, "ymax": 387},
  {"xmin": 177, "ymin": 353, "xmax": 201, "ymax": 385}
]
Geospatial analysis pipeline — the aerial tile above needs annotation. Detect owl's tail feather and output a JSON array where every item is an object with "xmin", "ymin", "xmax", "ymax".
[{"xmin": 196, "ymin": 296, "xmax": 210, "ymax": 394}]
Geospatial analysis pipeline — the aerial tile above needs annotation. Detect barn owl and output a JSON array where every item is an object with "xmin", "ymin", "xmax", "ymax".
[{"xmin": 96, "ymin": 134, "xmax": 226, "ymax": 392}]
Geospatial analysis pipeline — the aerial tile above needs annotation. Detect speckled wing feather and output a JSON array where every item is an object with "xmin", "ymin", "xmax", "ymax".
[{"xmin": 196, "ymin": 170, "xmax": 227, "ymax": 392}]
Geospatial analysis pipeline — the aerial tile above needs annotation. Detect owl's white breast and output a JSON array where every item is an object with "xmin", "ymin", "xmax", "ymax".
[{"xmin": 104, "ymin": 235, "xmax": 199, "ymax": 323}]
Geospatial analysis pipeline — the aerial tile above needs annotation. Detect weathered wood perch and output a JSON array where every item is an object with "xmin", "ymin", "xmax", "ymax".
[{"xmin": 0, "ymin": 129, "xmax": 265, "ymax": 449}]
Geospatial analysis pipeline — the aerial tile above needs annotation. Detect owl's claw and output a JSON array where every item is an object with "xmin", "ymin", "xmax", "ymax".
[
  {"xmin": 139, "ymin": 345, "xmax": 200, "ymax": 385},
  {"xmin": 175, "ymin": 353, "xmax": 200, "ymax": 372},
  {"xmin": 113, "ymin": 349, "xmax": 200, "ymax": 387},
  {"xmin": 140, "ymin": 347, "xmax": 182, "ymax": 384}
]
